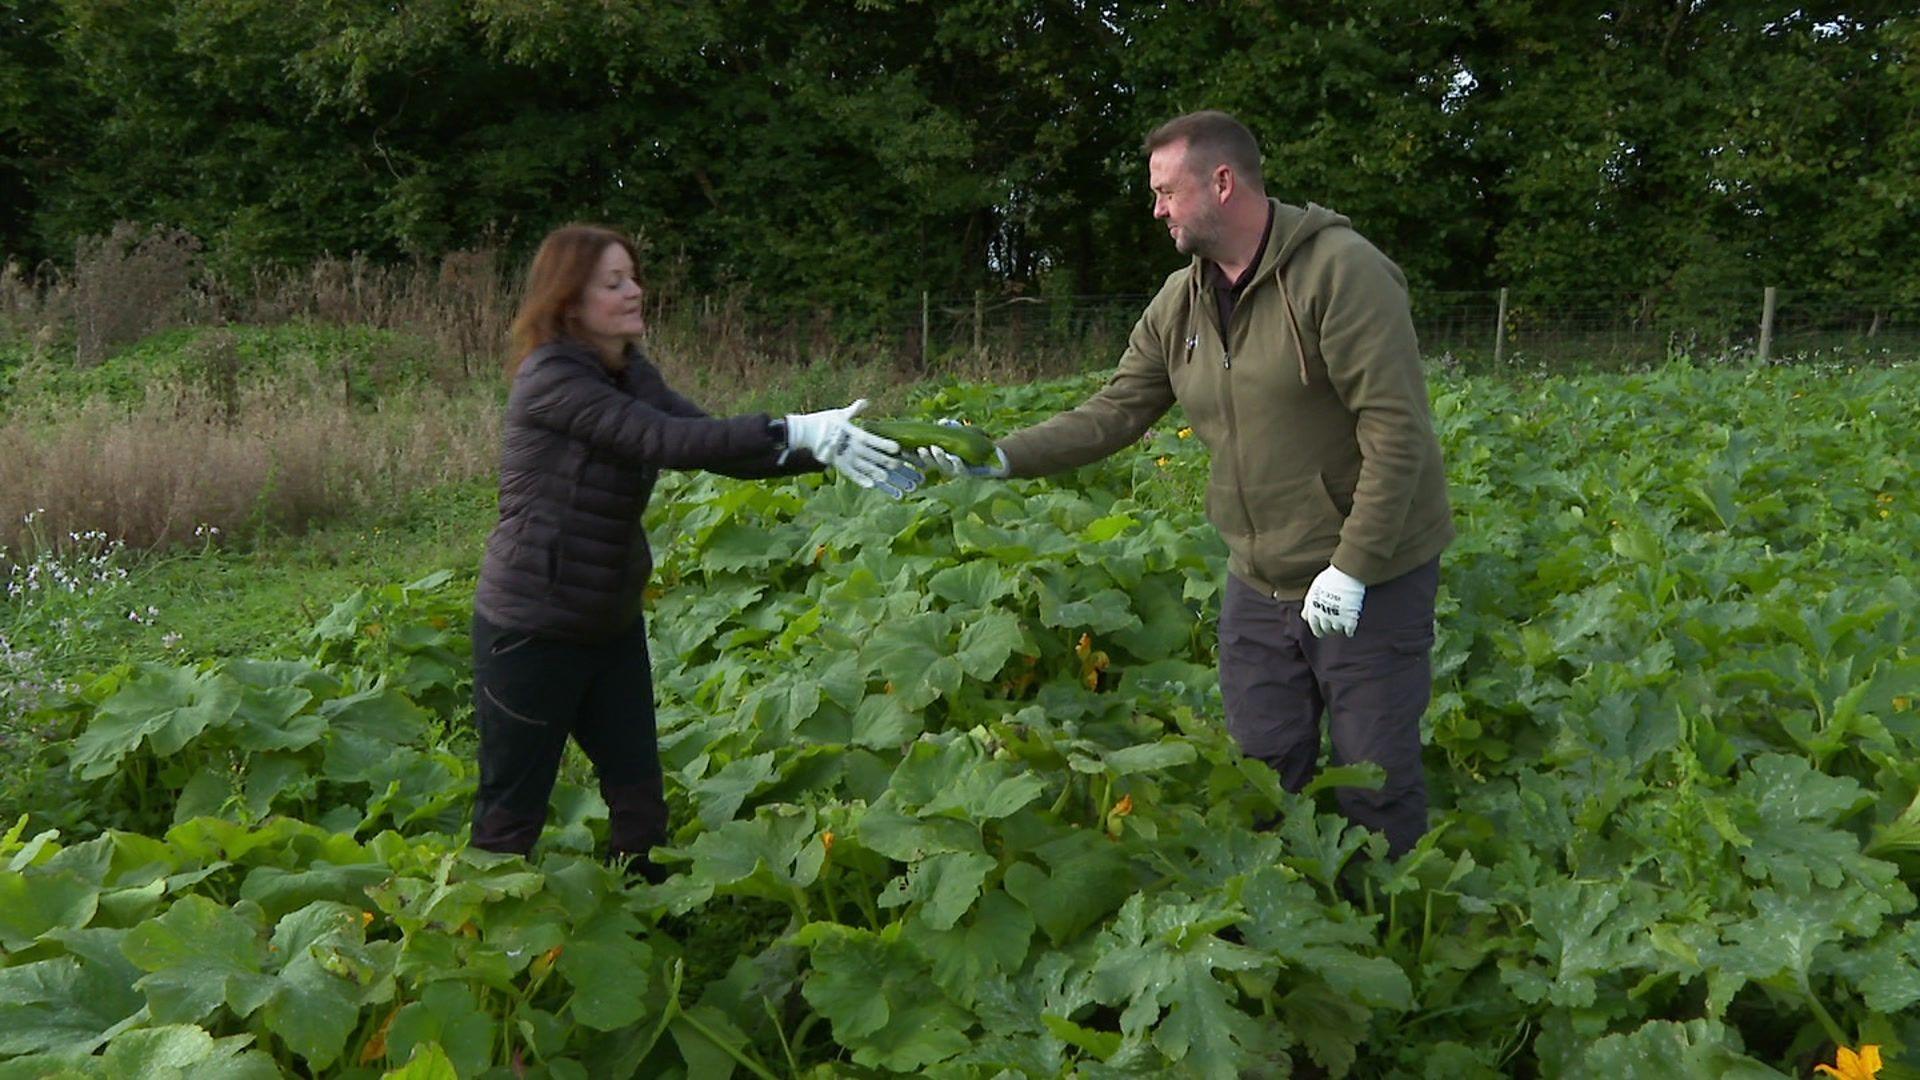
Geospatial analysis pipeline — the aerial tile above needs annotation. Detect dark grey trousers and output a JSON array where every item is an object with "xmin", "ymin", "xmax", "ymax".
[{"xmin": 1218, "ymin": 559, "xmax": 1439, "ymax": 856}]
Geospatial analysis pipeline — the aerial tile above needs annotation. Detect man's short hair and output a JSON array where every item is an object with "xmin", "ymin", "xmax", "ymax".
[{"xmin": 1143, "ymin": 110, "xmax": 1264, "ymax": 191}]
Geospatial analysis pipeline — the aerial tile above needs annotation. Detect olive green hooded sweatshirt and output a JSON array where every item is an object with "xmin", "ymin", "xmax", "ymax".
[{"xmin": 997, "ymin": 199, "xmax": 1453, "ymax": 598}]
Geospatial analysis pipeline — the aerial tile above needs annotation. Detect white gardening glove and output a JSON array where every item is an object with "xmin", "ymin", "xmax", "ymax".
[
  {"xmin": 1303, "ymin": 564, "xmax": 1366, "ymax": 638},
  {"xmin": 783, "ymin": 399, "xmax": 922, "ymax": 499},
  {"xmin": 914, "ymin": 419, "xmax": 1010, "ymax": 479}
]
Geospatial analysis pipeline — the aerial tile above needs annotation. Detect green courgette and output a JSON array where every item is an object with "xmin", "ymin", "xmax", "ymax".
[{"xmin": 862, "ymin": 419, "xmax": 1001, "ymax": 468}]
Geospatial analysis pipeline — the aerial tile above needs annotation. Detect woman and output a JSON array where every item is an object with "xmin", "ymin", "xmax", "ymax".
[{"xmin": 468, "ymin": 223, "xmax": 915, "ymax": 881}]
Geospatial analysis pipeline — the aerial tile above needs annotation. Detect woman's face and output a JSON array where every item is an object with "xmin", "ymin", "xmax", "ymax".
[{"xmin": 573, "ymin": 243, "xmax": 647, "ymax": 349}]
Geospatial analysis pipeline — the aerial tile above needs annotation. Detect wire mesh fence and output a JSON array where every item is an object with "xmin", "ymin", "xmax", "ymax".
[{"xmin": 881, "ymin": 287, "xmax": 1920, "ymax": 371}]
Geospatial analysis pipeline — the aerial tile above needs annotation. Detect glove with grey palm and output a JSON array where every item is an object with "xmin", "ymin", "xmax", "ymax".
[
  {"xmin": 781, "ymin": 399, "xmax": 923, "ymax": 499},
  {"xmin": 910, "ymin": 418, "xmax": 1010, "ymax": 480}
]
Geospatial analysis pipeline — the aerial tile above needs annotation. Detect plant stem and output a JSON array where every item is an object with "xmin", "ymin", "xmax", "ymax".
[
  {"xmin": 675, "ymin": 1007, "xmax": 781, "ymax": 1080},
  {"xmin": 1804, "ymin": 986, "xmax": 1848, "ymax": 1050},
  {"xmin": 764, "ymin": 995, "xmax": 801, "ymax": 1078}
]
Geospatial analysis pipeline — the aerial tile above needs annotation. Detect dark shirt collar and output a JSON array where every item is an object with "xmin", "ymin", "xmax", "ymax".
[{"xmin": 1208, "ymin": 202, "xmax": 1275, "ymax": 294}]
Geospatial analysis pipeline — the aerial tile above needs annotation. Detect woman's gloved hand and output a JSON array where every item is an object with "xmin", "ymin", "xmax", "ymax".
[{"xmin": 783, "ymin": 399, "xmax": 923, "ymax": 498}]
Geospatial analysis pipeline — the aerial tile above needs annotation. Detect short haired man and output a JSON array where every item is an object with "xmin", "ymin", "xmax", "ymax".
[{"xmin": 921, "ymin": 109, "xmax": 1454, "ymax": 856}]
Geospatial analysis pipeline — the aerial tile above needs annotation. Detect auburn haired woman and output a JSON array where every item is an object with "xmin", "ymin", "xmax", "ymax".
[{"xmin": 469, "ymin": 223, "xmax": 915, "ymax": 881}]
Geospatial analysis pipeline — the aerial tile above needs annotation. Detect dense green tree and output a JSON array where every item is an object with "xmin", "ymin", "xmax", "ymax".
[
  {"xmin": 0, "ymin": 0, "xmax": 94, "ymax": 264},
  {"xmin": 1457, "ymin": 2, "xmax": 1915, "ymax": 310},
  {"xmin": 1110, "ymin": 2, "xmax": 1495, "ymax": 292},
  {"xmin": 2, "ymin": 2, "xmax": 1914, "ymax": 316}
]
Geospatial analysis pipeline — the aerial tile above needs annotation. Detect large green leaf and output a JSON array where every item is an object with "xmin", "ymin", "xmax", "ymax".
[
  {"xmin": 915, "ymin": 889, "xmax": 1035, "ymax": 1004},
  {"xmin": 92, "ymin": 1024, "xmax": 280, "ymax": 1080},
  {"xmin": 1702, "ymin": 888, "xmax": 1850, "ymax": 1016},
  {"xmin": 385, "ymin": 983, "xmax": 493, "ymax": 1078},
  {"xmin": 1109, "ymin": 576, "xmax": 1197, "ymax": 660},
  {"xmin": 877, "ymin": 850, "xmax": 995, "ymax": 930},
  {"xmin": 0, "ymin": 954, "xmax": 144, "ymax": 1056},
  {"xmin": 557, "ymin": 922, "xmax": 653, "ymax": 1031},
  {"xmin": 1732, "ymin": 754, "xmax": 1884, "ymax": 898},
  {"xmin": 121, "ymin": 895, "xmax": 275, "ymax": 1023},
  {"xmin": 859, "ymin": 613, "xmax": 964, "ymax": 708},
  {"xmin": 0, "ymin": 868, "xmax": 98, "ymax": 950},
  {"xmin": 795, "ymin": 922, "xmax": 972, "ymax": 1073},
  {"xmin": 259, "ymin": 901, "xmax": 393, "ymax": 1070},
  {"xmin": 1088, "ymin": 893, "xmax": 1269, "ymax": 1080},
  {"xmin": 1502, "ymin": 881, "xmax": 1651, "ymax": 1009},
  {"xmin": 927, "ymin": 560, "xmax": 1016, "ymax": 608},
  {"xmin": 887, "ymin": 737, "xmax": 1045, "ymax": 822},
  {"xmin": 1037, "ymin": 584, "xmax": 1139, "ymax": 634},
  {"xmin": 1570, "ymin": 1019, "xmax": 1790, "ymax": 1079},
  {"xmin": 239, "ymin": 863, "xmax": 389, "ymax": 922},
  {"xmin": 1238, "ymin": 868, "xmax": 1410, "ymax": 1010},
  {"xmin": 954, "ymin": 611, "xmax": 1023, "ymax": 680},
  {"xmin": 1831, "ymin": 921, "xmax": 1920, "ymax": 1014},
  {"xmin": 856, "ymin": 803, "xmax": 980, "ymax": 862},
  {"xmin": 1003, "ymin": 830, "xmax": 1134, "ymax": 945},
  {"xmin": 689, "ymin": 752, "xmax": 777, "ymax": 828},
  {"xmin": 683, "ymin": 805, "xmax": 824, "ymax": 895},
  {"xmin": 228, "ymin": 684, "xmax": 322, "ymax": 752},
  {"xmin": 849, "ymin": 693, "xmax": 922, "ymax": 750},
  {"xmin": 382, "ymin": 1040, "xmax": 461, "ymax": 1080},
  {"xmin": 69, "ymin": 665, "xmax": 241, "ymax": 779}
]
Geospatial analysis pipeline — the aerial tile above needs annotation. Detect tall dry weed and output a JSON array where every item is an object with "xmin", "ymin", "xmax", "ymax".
[
  {"xmin": 70, "ymin": 223, "xmax": 208, "ymax": 367},
  {"xmin": 0, "ymin": 375, "xmax": 501, "ymax": 558},
  {"xmin": 1, "ymin": 257, "xmax": 71, "ymax": 361},
  {"xmin": 234, "ymin": 248, "xmax": 514, "ymax": 383}
]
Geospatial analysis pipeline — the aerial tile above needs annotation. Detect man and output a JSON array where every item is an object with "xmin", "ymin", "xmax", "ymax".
[{"xmin": 920, "ymin": 110, "xmax": 1453, "ymax": 856}]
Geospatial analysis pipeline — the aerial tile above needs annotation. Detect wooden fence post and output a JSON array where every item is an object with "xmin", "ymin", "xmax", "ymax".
[
  {"xmin": 973, "ymin": 289, "xmax": 984, "ymax": 357},
  {"xmin": 1758, "ymin": 286, "xmax": 1776, "ymax": 363},
  {"xmin": 1493, "ymin": 287, "xmax": 1509, "ymax": 365},
  {"xmin": 920, "ymin": 290, "xmax": 930, "ymax": 369}
]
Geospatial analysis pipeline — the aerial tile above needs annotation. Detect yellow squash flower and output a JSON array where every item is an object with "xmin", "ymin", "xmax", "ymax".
[{"xmin": 1816, "ymin": 1044, "xmax": 1882, "ymax": 1080}]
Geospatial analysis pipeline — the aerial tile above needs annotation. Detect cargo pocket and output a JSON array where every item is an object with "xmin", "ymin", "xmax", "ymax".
[{"xmin": 473, "ymin": 623, "xmax": 561, "ymax": 729}]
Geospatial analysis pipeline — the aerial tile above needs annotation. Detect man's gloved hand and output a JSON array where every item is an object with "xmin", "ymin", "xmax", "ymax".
[
  {"xmin": 914, "ymin": 419, "xmax": 1010, "ymax": 479},
  {"xmin": 1303, "ymin": 564, "xmax": 1366, "ymax": 638},
  {"xmin": 784, "ymin": 399, "xmax": 923, "ymax": 499}
]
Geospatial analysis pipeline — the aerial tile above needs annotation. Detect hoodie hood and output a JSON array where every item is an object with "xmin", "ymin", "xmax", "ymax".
[
  {"xmin": 1186, "ymin": 200, "xmax": 1351, "ymax": 289},
  {"xmin": 1185, "ymin": 199, "xmax": 1352, "ymax": 385},
  {"xmin": 1263, "ymin": 200, "xmax": 1353, "ymax": 277}
]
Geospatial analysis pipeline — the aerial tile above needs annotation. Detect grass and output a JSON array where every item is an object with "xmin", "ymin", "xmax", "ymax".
[
  {"xmin": 0, "ymin": 478, "xmax": 497, "ymax": 830},
  {"xmin": 79, "ymin": 478, "xmax": 497, "ymax": 669}
]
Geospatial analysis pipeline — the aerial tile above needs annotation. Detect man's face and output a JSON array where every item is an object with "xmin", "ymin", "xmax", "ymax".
[{"xmin": 1149, "ymin": 141, "xmax": 1224, "ymax": 259}]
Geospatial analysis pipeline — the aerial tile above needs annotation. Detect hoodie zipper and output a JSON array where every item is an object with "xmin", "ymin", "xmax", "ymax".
[{"xmin": 1198, "ymin": 279, "xmax": 1258, "ymax": 559}]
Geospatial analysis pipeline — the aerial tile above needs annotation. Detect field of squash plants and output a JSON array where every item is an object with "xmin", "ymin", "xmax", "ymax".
[{"xmin": 2, "ymin": 360, "xmax": 1917, "ymax": 1078}]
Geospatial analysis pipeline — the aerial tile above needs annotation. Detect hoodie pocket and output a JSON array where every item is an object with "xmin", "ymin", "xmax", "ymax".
[{"xmin": 1240, "ymin": 472, "xmax": 1346, "ymax": 585}]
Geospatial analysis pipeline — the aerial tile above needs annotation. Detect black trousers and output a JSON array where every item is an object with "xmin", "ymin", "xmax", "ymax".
[
  {"xmin": 469, "ymin": 612, "xmax": 668, "ymax": 862},
  {"xmin": 1218, "ymin": 559, "xmax": 1439, "ymax": 857}
]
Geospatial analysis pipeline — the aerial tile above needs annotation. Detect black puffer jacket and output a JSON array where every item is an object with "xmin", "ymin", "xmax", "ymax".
[{"xmin": 473, "ymin": 338, "xmax": 814, "ymax": 642}]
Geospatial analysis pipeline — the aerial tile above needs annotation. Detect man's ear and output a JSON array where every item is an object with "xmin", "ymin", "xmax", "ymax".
[{"xmin": 1213, "ymin": 164, "xmax": 1234, "ymax": 201}]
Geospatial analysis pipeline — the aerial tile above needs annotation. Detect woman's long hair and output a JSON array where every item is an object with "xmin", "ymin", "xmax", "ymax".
[{"xmin": 505, "ymin": 224, "xmax": 640, "ymax": 376}]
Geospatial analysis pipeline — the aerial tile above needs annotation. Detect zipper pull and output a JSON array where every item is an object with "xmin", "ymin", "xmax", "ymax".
[
  {"xmin": 1184, "ymin": 334, "xmax": 1198, "ymax": 364},
  {"xmin": 1223, "ymin": 350, "xmax": 1232, "ymax": 370}
]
